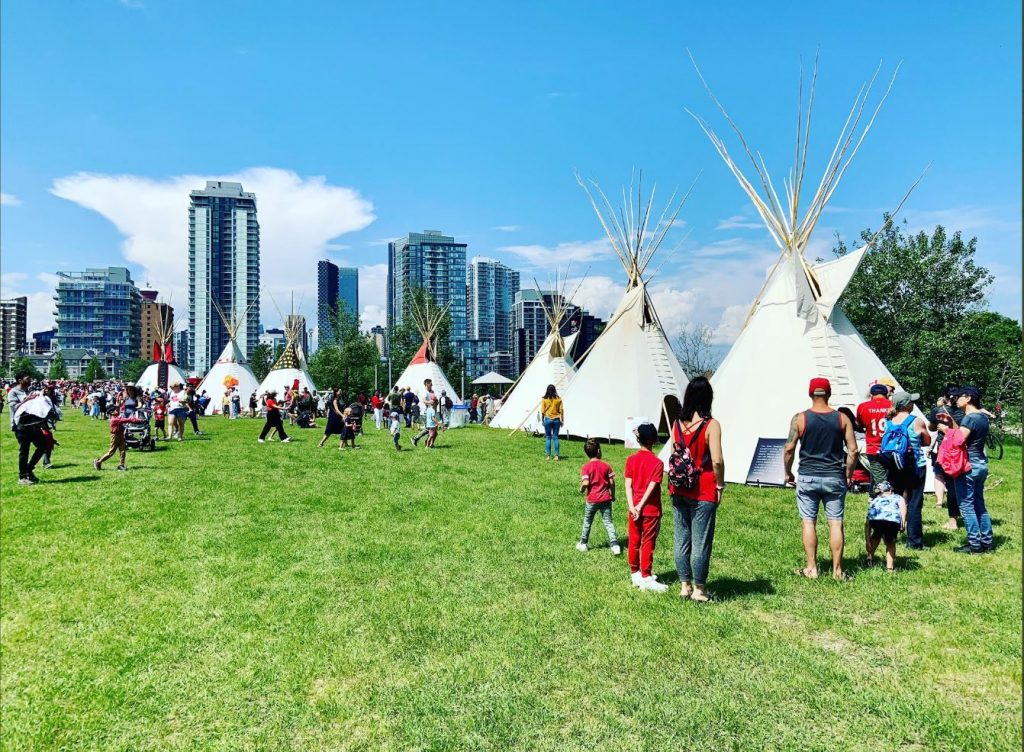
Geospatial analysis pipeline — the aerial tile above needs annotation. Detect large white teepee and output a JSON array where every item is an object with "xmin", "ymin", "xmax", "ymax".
[
  {"xmin": 491, "ymin": 274, "xmax": 583, "ymax": 433},
  {"xmin": 392, "ymin": 296, "xmax": 460, "ymax": 403},
  {"xmin": 684, "ymin": 55, "xmax": 925, "ymax": 484},
  {"xmin": 198, "ymin": 300, "xmax": 260, "ymax": 412},
  {"xmin": 256, "ymin": 306, "xmax": 317, "ymax": 396},
  {"xmin": 136, "ymin": 302, "xmax": 188, "ymax": 391},
  {"xmin": 560, "ymin": 174, "xmax": 694, "ymax": 438}
]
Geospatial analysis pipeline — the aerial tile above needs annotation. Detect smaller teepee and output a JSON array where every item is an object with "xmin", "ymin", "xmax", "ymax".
[
  {"xmin": 491, "ymin": 272, "xmax": 583, "ymax": 433},
  {"xmin": 393, "ymin": 294, "xmax": 460, "ymax": 403},
  {"xmin": 256, "ymin": 299, "xmax": 317, "ymax": 396},
  {"xmin": 198, "ymin": 299, "xmax": 260, "ymax": 412},
  {"xmin": 136, "ymin": 302, "xmax": 188, "ymax": 391}
]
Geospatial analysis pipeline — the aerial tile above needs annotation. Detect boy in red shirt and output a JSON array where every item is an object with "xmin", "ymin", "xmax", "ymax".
[
  {"xmin": 93, "ymin": 408, "xmax": 144, "ymax": 472},
  {"xmin": 577, "ymin": 438, "xmax": 621, "ymax": 555},
  {"xmin": 624, "ymin": 423, "xmax": 668, "ymax": 592},
  {"xmin": 856, "ymin": 383, "xmax": 893, "ymax": 492}
]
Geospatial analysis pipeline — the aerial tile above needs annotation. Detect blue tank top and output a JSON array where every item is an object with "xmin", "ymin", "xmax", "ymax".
[
  {"xmin": 902, "ymin": 414, "xmax": 926, "ymax": 468},
  {"xmin": 798, "ymin": 410, "xmax": 846, "ymax": 479}
]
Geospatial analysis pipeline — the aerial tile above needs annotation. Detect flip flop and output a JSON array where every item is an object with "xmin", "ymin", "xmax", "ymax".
[{"xmin": 793, "ymin": 567, "xmax": 819, "ymax": 579}]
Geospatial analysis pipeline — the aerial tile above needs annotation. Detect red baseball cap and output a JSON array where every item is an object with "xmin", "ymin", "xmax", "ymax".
[{"xmin": 808, "ymin": 377, "xmax": 831, "ymax": 397}]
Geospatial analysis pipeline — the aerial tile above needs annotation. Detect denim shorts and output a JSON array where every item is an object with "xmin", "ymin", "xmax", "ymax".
[{"xmin": 796, "ymin": 475, "xmax": 847, "ymax": 521}]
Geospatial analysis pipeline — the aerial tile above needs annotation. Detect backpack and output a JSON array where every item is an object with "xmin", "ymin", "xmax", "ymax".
[
  {"xmin": 879, "ymin": 414, "xmax": 915, "ymax": 470},
  {"xmin": 444, "ymin": 395, "xmax": 453, "ymax": 410},
  {"xmin": 667, "ymin": 420, "xmax": 706, "ymax": 491},
  {"xmin": 937, "ymin": 427, "xmax": 972, "ymax": 479}
]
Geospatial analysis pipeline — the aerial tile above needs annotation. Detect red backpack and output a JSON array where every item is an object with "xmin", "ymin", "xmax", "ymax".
[{"xmin": 937, "ymin": 428, "xmax": 971, "ymax": 479}]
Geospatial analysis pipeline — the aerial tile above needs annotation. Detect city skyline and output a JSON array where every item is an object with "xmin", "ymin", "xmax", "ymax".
[{"xmin": 1, "ymin": 3, "xmax": 1020, "ymax": 343}]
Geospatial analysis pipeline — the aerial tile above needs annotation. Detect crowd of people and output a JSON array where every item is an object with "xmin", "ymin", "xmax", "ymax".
[{"xmin": 3, "ymin": 367, "xmax": 1001, "ymax": 600}]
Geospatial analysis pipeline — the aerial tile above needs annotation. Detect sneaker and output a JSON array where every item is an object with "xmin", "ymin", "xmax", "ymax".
[
  {"xmin": 906, "ymin": 544, "xmax": 929, "ymax": 551},
  {"xmin": 257, "ymin": 439, "xmax": 265, "ymax": 443},
  {"xmin": 281, "ymin": 437, "xmax": 292, "ymax": 443},
  {"xmin": 630, "ymin": 571, "xmax": 643, "ymax": 588},
  {"xmin": 18, "ymin": 477, "xmax": 36, "ymax": 486},
  {"xmin": 954, "ymin": 545, "xmax": 982, "ymax": 555},
  {"xmin": 116, "ymin": 465, "xmax": 127, "ymax": 472},
  {"xmin": 611, "ymin": 545, "xmax": 622, "ymax": 556},
  {"xmin": 27, "ymin": 472, "xmax": 40, "ymax": 483},
  {"xmin": 43, "ymin": 463, "xmax": 53, "ymax": 470},
  {"xmin": 576, "ymin": 542, "xmax": 588, "ymax": 552},
  {"xmin": 411, "ymin": 437, "xmax": 418, "ymax": 448},
  {"xmin": 93, "ymin": 460, "xmax": 102, "ymax": 471},
  {"xmin": 638, "ymin": 576, "xmax": 668, "ymax": 593}
]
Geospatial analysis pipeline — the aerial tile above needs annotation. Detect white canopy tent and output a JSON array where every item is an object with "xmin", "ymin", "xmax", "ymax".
[
  {"xmin": 472, "ymin": 371, "xmax": 514, "ymax": 386},
  {"xmin": 392, "ymin": 295, "xmax": 461, "ymax": 403},
  {"xmin": 560, "ymin": 174, "xmax": 695, "ymax": 438},
  {"xmin": 679, "ymin": 55, "xmax": 928, "ymax": 485},
  {"xmin": 198, "ymin": 300, "xmax": 260, "ymax": 412}
]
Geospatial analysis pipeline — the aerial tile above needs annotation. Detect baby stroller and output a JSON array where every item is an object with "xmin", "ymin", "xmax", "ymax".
[{"xmin": 124, "ymin": 408, "xmax": 157, "ymax": 451}]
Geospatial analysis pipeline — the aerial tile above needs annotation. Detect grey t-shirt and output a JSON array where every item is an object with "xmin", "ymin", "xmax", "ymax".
[{"xmin": 960, "ymin": 411, "xmax": 990, "ymax": 462}]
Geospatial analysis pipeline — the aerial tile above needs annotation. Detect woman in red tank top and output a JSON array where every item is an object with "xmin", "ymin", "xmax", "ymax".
[{"xmin": 669, "ymin": 377, "xmax": 725, "ymax": 602}]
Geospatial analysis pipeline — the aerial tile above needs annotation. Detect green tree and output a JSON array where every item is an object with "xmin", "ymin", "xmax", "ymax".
[
  {"xmin": 835, "ymin": 220, "xmax": 1006, "ymax": 403},
  {"xmin": 121, "ymin": 358, "xmax": 147, "ymax": 383},
  {"xmin": 48, "ymin": 351, "xmax": 69, "ymax": 380},
  {"xmin": 82, "ymin": 356, "xmax": 107, "ymax": 383},
  {"xmin": 8, "ymin": 355, "xmax": 44, "ymax": 381},
  {"xmin": 387, "ymin": 287, "xmax": 464, "ymax": 392},
  {"xmin": 250, "ymin": 343, "xmax": 273, "ymax": 383},
  {"xmin": 309, "ymin": 301, "xmax": 380, "ymax": 399}
]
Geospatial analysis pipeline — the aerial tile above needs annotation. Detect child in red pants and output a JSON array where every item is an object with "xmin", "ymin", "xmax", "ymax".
[{"xmin": 624, "ymin": 422, "xmax": 667, "ymax": 593}]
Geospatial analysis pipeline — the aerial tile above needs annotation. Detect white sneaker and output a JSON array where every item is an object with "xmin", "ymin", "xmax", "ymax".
[
  {"xmin": 281, "ymin": 437, "xmax": 292, "ymax": 443},
  {"xmin": 611, "ymin": 545, "xmax": 622, "ymax": 556},
  {"xmin": 257, "ymin": 439, "xmax": 265, "ymax": 443},
  {"xmin": 639, "ymin": 576, "xmax": 668, "ymax": 593},
  {"xmin": 576, "ymin": 542, "xmax": 588, "ymax": 552},
  {"xmin": 631, "ymin": 571, "xmax": 643, "ymax": 588}
]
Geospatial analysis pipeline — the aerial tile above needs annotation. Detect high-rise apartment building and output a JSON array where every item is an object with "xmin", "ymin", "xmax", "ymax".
[
  {"xmin": 55, "ymin": 267, "xmax": 141, "ymax": 360},
  {"xmin": 189, "ymin": 181, "xmax": 260, "ymax": 374},
  {"xmin": 0, "ymin": 296, "xmax": 27, "ymax": 365},
  {"xmin": 32, "ymin": 327, "xmax": 58, "ymax": 354},
  {"xmin": 175, "ymin": 329, "xmax": 191, "ymax": 372},
  {"xmin": 317, "ymin": 260, "xmax": 359, "ymax": 346},
  {"xmin": 139, "ymin": 289, "xmax": 174, "ymax": 360},
  {"xmin": 467, "ymin": 257, "xmax": 520, "ymax": 353},
  {"xmin": 387, "ymin": 231, "xmax": 467, "ymax": 348}
]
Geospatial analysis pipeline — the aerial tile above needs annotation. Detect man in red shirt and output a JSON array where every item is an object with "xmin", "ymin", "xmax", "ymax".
[
  {"xmin": 624, "ymin": 423, "xmax": 668, "ymax": 592},
  {"xmin": 856, "ymin": 383, "xmax": 892, "ymax": 492}
]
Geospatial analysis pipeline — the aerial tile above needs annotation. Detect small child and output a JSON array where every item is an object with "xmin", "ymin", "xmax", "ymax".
[
  {"xmin": 866, "ymin": 481, "xmax": 907, "ymax": 572},
  {"xmin": 93, "ymin": 408, "xmax": 143, "ymax": 472},
  {"xmin": 153, "ymin": 398, "xmax": 167, "ymax": 440},
  {"xmin": 342, "ymin": 407, "xmax": 359, "ymax": 449},
  {"xmin": 624, "ymin": 422, "xmax": 667, "ymax": 592},
  {"xmin": 578, "ymin": 438, "xmax": 621, "ymax": 555},
  {"xmin": 423, "ymin": 400, "xmax": 439, "ymax": 448},
  {"xmin": 389, "ymin": 411, "xmax": 401, "ymax": 451}
]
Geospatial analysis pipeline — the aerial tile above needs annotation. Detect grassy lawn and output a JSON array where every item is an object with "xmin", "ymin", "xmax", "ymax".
[{"xmin": 2, "ymin": 411, "xmax": 1021, "ymax": 751}]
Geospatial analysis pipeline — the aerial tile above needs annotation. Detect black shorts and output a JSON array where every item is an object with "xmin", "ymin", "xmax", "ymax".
[
  {"xmin": 888, "ymin": 465, "xmax": 924, "ymax": 496},
  {"xmin": 868, "ymin": 519, "xmax": 900, "ymax": 544}
]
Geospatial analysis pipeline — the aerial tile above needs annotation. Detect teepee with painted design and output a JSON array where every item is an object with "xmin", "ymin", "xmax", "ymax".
[
  {"xmin": 136, "ymin": 299, "xmax": 189, "ymax": 391},
  {"xmin": 198, "ymin": 298, "xmax": 261, "ymax": 411},
  {"xmin": 682, "ymin": 54, "xmax": 925, "ymax": 483},
  {"xmin": 256, "ymin": 297, "xmax": 317, "ymax": 396},
  {"xmin": 560, "ymin": 172, "xmax": 696, "ymax": 439}
]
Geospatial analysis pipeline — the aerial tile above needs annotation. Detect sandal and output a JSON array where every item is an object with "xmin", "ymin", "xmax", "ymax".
[
  {"xmin": 793, "ymin": 567, "xmax": 819, "ymax": 579},
  {"xmin": 690, "ymin": 591, "xmax": 712, "ymax": 603},
  {"xmin": 679, "ymin": 584, "xmax": 693, "ymax": 599}
]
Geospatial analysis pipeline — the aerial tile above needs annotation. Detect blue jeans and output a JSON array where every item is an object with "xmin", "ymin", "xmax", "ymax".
[
  {"xmin": 672, "ymin": 497, "xmax": 718, "ymax": 586},
  {"xmin": 954, "ymin": 460, "xmax": 991, "ymax": 550},
  {"xmin": 543, "ymin": 417, "xmax": 561, "ymax": 457}
]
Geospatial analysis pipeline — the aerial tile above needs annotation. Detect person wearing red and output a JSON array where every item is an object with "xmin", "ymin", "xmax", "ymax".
[
  {"xmin": 576, "ymin": 438, "xmax": 621, "ymax": 555},
  {"xmin": 258, "ymin": 391, "xmax": 291, "ymax": 443},
  {"xmin": 371, "ymin": 391, "xmax": 384, "ymax": 430},
  {"xmin": 624, "ymin": 422, "xmax": 668, "ymax": 593},
  {"xmin": 153, "ymin": 397, "xmax": 167, "ymax": 440},
  {"xmin": 669, "ymin": 377, "xmax": 725, "ymax": 602},
  {"xmin": 93, "ymin": 407, "xmax": 145, "ymax": 472},
  {"xmin": 855, "ymin": 383, "xmax": 893, "ymax": 492}
]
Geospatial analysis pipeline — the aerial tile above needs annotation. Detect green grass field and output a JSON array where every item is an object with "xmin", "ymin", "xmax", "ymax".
[{"xmin": 2, "ymin": 411, "xmax": 1021, "ymax": 751}]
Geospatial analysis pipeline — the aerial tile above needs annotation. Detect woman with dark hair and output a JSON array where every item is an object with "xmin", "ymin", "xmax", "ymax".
[
  {"xmin": 668, "ymin": 376, "xmax": 725, "ymax": 602},
  {"xmin": 540, "ymin": 384, "xmax": 564, "ymax": 460},
  {"xmin": 258, "ymin": 391, "xmax": 291, "ymax": 443},
  {"xmin": 947, "ymin": 386, "xmax": 992, "ymax": 553},
  {"xmin": 318, "ymin": 388, "xmax": 345, "ymax": 448}
]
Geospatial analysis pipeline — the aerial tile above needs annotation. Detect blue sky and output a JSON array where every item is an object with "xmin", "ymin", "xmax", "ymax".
[{"xmin": 2, "ymin": 1, "xmax": 1020, "ymax": 341}]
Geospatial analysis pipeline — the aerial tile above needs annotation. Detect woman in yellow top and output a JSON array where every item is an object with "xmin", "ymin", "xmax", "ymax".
[{"xmin": 541, "ymin": 384, "xmax": 564, "ymax": 460}]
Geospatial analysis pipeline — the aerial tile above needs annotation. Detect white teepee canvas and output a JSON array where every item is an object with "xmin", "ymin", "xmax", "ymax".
[
  {"xmin": 392, "ymin": 295, "xmax": 461, "ymax": 403},
  {"xmin": 135, "ymin": 299, "xmax": 188, "ymax": 391},
  {"xmin": 560, "ymin": 174, "xmax": 695, "ymax": 438},
  {"xmin": 683, "ymin": 55, "xmax": 928, "ymax": 485},
  {"xmin": 198, "ymin": 300, "xmax": 260, "ymax": 412},
  {"xmin": 257, "ymin": 305, "xmax": 317, "ymax": 396}
]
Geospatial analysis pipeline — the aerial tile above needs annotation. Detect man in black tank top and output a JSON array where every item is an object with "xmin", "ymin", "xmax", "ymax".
[{"xmin": 784, "ymin": 378, "xmax": 859, "ymax": 581}]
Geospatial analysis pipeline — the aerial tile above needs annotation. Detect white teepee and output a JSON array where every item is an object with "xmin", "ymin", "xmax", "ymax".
[
  {"xmin": 684, "ymin": 55, "xmax": 926, "ymax": 484},
  {"xmin": 392, "ymin": 295, "xmax": 460, "ymax": 403},
  {"xmin": 136, "ymin": 302, "xmax": 188, "ymax": 391},
  {"xmin": 198, "ymin": 299, "xmax": 260, "ymax": 412},
  {"xmin": 256, "ymin": 304, "xmax": 317, "ymax": 397},
  {"xmin": 491, "ymin": 274, "xmax": 583, "ymax": 433},
  {"xmin": 560, "ymin": 174, "xmax": 694, "ymax": 438}
]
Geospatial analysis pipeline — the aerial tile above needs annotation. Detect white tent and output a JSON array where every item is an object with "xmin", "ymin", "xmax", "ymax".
[
  {"xmin": 197, "ymin": 300, "xmax": 260, "ymax": 413},
  {"xmin": 256, "ymin": 305, "xmax": 317, "ymax": 397},
  {"xmin": 683, "ymin": 56, "xmax": 927, "ymax": 485},
  {"xmin": 135, "ymin": 300, "xmax": 188, "ymax": 392},
  {"xmin": 560, "ymin": 174, "xmax": 695, "ymax": 438},
  {"xmin": 492, "ymin": 273, "xmax": 583, "ymax": 433},
  {"xmin": 392, "ymin": 295, "xmax": 460, "ymax": 403}
]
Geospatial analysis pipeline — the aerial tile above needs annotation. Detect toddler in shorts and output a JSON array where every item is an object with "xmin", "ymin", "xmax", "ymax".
[{"xmin": 865, "ymin": 481, "xmax": 907, "ymax": 572}]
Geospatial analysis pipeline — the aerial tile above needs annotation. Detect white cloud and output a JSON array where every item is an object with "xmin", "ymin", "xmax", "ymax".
[
  {"xmin": 499, "ymin": 238, "xmax": 613, "ymax": 270},
  {"xmin": 367, "ymin": 237, "xmax": 398, "ymax": 247},
  {"xmin": 902, "ymin": 205, "xmax": 1021, "ymax": 235},
  {"xmin": 493, "ymin": 225, "xmax": 523, "ymax": 232},
  {"xmin": 50, "ymin": 167, "xmax": 376, "ymax": 327},
  {"xmin": 0, "ymin": 192, "xmax": 20, "ymax": 206},
  {"xmin": 356, "ymin": 263, "xmax": 388, "ymax": 329},
  {"xmin": 566, "ymin": 275, "xmax": 623, "ymax": 320},
  {"xmin": 711, "ymin": 304, "xmax": 749, "ymax": 344},
  {"xmin": 715, "ymin": 215, "xmax": 764, "ymax": 230},
  {"xmin": 0, "ymin": 274, "xmax": 56, "ymax": 337}
]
